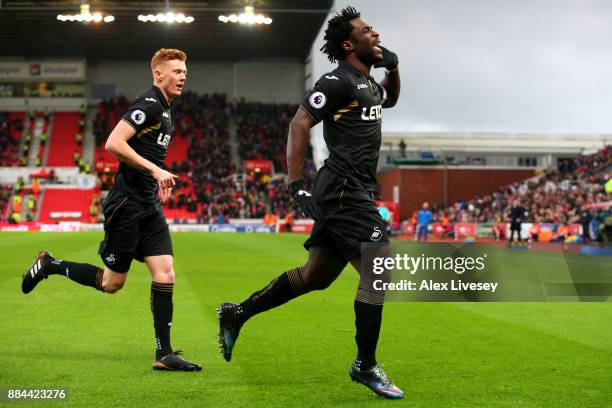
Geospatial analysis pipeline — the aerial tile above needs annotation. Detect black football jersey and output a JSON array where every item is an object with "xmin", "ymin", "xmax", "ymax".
[
  {"xmin": 300, "ymin": 60, "xmax": 388, "ymax": 193},
  {"xmin": 116, "ymin": 85, "xmax": 174, "ymax": 203}
]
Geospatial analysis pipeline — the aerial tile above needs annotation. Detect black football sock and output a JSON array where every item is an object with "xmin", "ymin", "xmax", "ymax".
[
  {"xmin": 239, "ymin": 267, "xmax": 307, "ymax": 323},
  {"xmin": 354, "ymin": 300, "xmax": 383, "ymax": 371},
  {"xmin": 151, "ymin": 282, "xmax": 174, "ymax": 358},
  {"xmin": 46, "ymin": 258, "xmax": 104, "ymax": 291}
]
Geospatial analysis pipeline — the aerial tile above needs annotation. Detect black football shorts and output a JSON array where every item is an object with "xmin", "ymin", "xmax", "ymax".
[
  {"xmin": 98, "ymin": 189, "xmax": 173, "ymax": 273},
  {"xmin": 304, "ymin": 166, "xmax": 388, "ymax": 262}
]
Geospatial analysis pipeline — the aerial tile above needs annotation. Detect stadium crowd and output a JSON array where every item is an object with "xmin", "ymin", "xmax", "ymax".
[
  {"xmin": 234, "ymin": 99, "xmax": 297, "ymax": 173},
  {"xmin": 430, "ymin": 146, "xmax": 611, "ymax": 240},
  {"xmin": 93, "ymin": 97, "xmax": 129, "ymax": 148}
]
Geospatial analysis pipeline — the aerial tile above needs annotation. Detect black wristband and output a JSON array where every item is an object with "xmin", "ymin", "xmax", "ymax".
[
  {"xmin": 385, "ymin": 67, "xmax": 398, "ymax": 75},
  {"xmin": 288, "ymin": 179, "xmax": 305, "ymax": 196}
]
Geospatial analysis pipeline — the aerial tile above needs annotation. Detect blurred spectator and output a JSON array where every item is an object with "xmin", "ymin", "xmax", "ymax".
[
  {"xmin": 15, "ymin": 177, "xmax": 25, "ymax": 193},
  {"xmin": 508, "ymin": 199, "xmax": 526, "ymax": 243},
  {"xmin": 12, "ymin": 194, "xmax": 22, "ymax": 213},
  {"xmin": 26, "ymin": 195, "xmax": 35, "ymax": 214},
  {"xmin": 440, "ymin": 212, "xmax": 453, "ymax": 237},
  {"xmin": 32, "ymin": 178, "xmax": 41, "ymax": 197},
  {"xmin": 553, "ymin": 222, "xmax": 569, "ymax": 242},
  {"xmin": 598, "ymin": 215, "xmax": 612, "ymax": 242},
  {"xmin": 529, "ymin": 223, "xmax": 541, "ymax": 242},
  {"xmin": 398, "ymin": 139, "xmax": 407, "ymax": 158},
  {"xmin": 9, "ymin": 211, "xmax": 21, "ymax": 224},
  {"xmin": 0, "ymin": 185, "xmax": 13, "ymax": 221},
  {"xmin": 284, "ymin": 211, "xmax": 294, "ymax": 232},
  {"xmin": 580, "ymin": 209, "xmax": 594, "ymax": 243},
  {"xmin": 416, "ymin": 202, "xmax": 433, "ymax": 241}
]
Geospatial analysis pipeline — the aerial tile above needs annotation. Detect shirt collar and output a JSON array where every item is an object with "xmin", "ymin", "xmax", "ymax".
[
  {"xmin": 152, "ymin": 85, "xmax": 170, "ymax": 108},
  {"xmin": 338, "ymin": 60, "xmax": 373, "ymax": 80}
]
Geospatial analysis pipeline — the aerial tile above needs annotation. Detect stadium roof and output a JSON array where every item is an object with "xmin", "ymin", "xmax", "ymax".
[
  {"xmin": 0, "ymin": 1, "xmax": 333, "ymax": 61},
  {"xmin": 381, "ymin": 132, "xmax": 612, "ymax": 155}
]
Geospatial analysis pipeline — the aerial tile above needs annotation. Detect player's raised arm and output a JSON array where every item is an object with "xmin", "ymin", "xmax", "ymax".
[
  {"xmin": 105, "ymin": 120, "xmax": 177, "ymax": 189},
  {"xmin": 376, "ymin": 46, "xmax": 400, "ymax": 108}
]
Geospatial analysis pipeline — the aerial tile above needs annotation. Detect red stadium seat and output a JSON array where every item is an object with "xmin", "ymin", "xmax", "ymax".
[
  {"xmin": 165, "ymin": 134, "xmax": 189, "ymax": 166},
  {"xmin": 46, "ymin": 113, "xmax": 81, "ymax": 166},
  {"xmin": 38, "ymin": 188, "xmax": 96, "ymax": 223}
]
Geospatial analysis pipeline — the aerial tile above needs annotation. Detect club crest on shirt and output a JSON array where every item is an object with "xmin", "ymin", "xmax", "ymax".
[
  {"xmin": 131, "ymin": 109, "xmax": 146, "ymax": 125},
  {"xmin": 309, "ymin": 92, "xmax": 326, "ymax": 109}
]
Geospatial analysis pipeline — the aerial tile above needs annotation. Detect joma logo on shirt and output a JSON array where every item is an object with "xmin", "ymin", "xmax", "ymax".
[{"xmin": 361, "ymin": 105, "xmax": 382, "ymax": 121}]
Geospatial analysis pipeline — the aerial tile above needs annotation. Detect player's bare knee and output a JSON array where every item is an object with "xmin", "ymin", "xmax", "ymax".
[
  {"xmin": 146, "ymin": 255, "xmax": 175, "ymax": 284},
  {"xmin": 161, "ymin": 268, "xmax": 175, "ymax": 283},
  {"xmin": 153, "ymin": 266, "xmax": 175, "ymax": 283},
  {"xmin": 102, "ymin": 280, "xmax": 124, "ymax": 294},
  {"xmin": 101, "ymin": 270, "xmax": 126, "ymax": 294}
]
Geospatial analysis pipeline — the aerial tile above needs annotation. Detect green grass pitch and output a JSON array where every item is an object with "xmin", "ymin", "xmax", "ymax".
[{"xmin": 1, "ymin": 232, "xmax": 610, "ymax": 407}]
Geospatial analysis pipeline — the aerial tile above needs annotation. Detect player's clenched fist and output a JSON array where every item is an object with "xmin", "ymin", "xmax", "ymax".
[
  {"xmin": 289, "ymin": 179, "xmax": 321, "ymax": 221},
  {"xmin": 374, "ymin": 46, "xmax": 398, "ymax": 71}
]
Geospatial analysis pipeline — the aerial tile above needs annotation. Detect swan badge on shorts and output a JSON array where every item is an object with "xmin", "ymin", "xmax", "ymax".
[
  {"xmin": 370, "ymin": 226, "xmax": 383, "ymax": 241},
  {"xmin": 131, "ymin": 109, "xmax": 146, "ymax": 125},
  {"xmin": 309, "ymin": 92, "xmax": 326, "ymax": 109}
]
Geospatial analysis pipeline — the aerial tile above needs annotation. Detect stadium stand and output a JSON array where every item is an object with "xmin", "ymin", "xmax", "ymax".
[
  {"xmin": 38, "ymin": 187, "xmax": 96, "ymax": 223},
  {"xmin": 46, "ymin": 112, "xmax": 82, "ymax": 166},
  {"xmin": 170, "ymin": 93, "xmax": 316, "ymax": 221},
  {"xmin": 93, "ymin": 97, "xmax": 129, "ymax": 141},
  {"xmin": 234, "ymin": 99, "xmax": 297, "ymax": 173},
  {"xmin": 431, "ymin": 145, "xmax": 611, "ymax": 240},
  {"xmin": 0, "ymin": 112, "xmax": 25, "ymax": 166},
  {"xmin": 169, "ymin": 92, "xmax": 233, "ymax": 221},
  {"xmin": 2, "ymin": 92, "xmax": 607, "ymax": 232},
  {"xmin": 93, "ymin": 97, "xmax": 128, "ymax": 170},
  {"xmin": 29, "ymin": 114, "xmax": 50, "ymax": 167}
]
